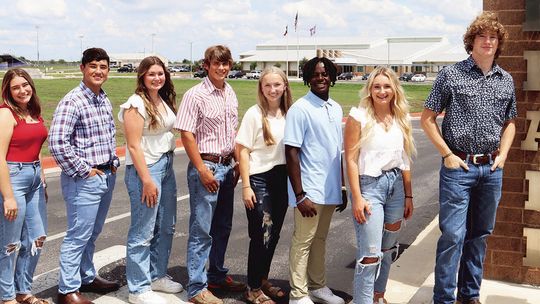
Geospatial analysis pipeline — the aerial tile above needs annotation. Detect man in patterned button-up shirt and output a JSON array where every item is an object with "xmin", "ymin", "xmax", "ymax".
[
  {"xmin": 421, "ymin": 12, "xmax": 516, "ymax": 304},
  {"xmin": 49, "ymin": 48, "xmax": 120, "ymax": 304}
]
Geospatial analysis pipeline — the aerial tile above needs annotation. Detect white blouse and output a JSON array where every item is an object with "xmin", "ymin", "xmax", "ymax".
[
  {"xmin": 118, "ymin": 94, "xmax": 176, "ymax": 166},
  {"xmin": 349, "ymin": 107, "xmax": 410, "ymax": 177},
  {"xmin": 235, "ymin": 105, "xmax": 286, "ymax": 175}
]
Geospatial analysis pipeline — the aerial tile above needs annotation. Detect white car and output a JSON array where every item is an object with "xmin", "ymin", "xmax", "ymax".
[{"xmin": 411, "ymin": 74, "xmax": 426, "ymax": 82}]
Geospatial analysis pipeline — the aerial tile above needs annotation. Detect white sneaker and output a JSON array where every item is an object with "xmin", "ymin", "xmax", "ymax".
[
  {"xmin": 151, "ymin": 275, "xmax": 184, "ymax": 293},
  {"xmin": 309, "ymin": 286, "xmax": 345, "ymax": 304},
  {"xmin": 290, "ymin": 296, "xmax": 315, "ymax": 304},
  {"xmin": 129, "ymin": 290, "xmax": 167, "ymax": 304}
]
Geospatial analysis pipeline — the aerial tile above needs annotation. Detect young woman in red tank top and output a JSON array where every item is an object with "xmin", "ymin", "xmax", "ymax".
[{"xmin": 0, "ymin": 68, "xmax": 49, "ymax": 304}]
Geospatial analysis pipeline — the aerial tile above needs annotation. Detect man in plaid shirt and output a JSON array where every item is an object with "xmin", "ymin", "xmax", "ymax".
[{"xmin": 49, "ymin": 48, "xmax": 121, "ymax": 304}]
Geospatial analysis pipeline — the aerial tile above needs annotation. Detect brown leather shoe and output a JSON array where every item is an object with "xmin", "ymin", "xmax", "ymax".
[
  {"xmin": 57, "ymin": 291, "xmax": 94, "ymax": 304},
  {"xmin": 79, "ymin": 276, "xmax": 120, "ymax": 293}
]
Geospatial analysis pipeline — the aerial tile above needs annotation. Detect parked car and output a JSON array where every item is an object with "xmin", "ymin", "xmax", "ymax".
[
  {"xmin": 361, "ymin": 73, "xmax": 370, "ymax": 80},
  {"xmin": 399, "ymin": 73, "xmax": 414, "ymax": 82},
  {"xmin": 193, "ymin": 70, "xmax": 206, "ymax": 78},
  {"xmin": 169, "ymin": 66, "xmax": 182, "ymax": 72},
  {"xmin": 246, "ymin": 70, "xmax": 261, "ymax": 79},
  {"xmin": 228, "ymin": 70, "xmax": 244, "ymax": 78},
  {"xmin": 411, "ymin": 74, "xmax": 426, "ymax": 82},
  {"xmin": 337, "ymin": 72, "xmax": 354, "ymax": 80},
  {"xmin": 117, "ymin": 65, "xmax": 133, "ymax": 73}
]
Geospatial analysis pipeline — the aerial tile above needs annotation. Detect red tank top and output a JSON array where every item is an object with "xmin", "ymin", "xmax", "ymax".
[{"xmin": 1, "ymin": 104, "xmax": 48, "ymax": 162}]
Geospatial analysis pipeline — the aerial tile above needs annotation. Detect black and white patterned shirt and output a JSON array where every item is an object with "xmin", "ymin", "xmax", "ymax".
[{"xmin": 425, "ymin": 56, "xmax": 517, "ymax": 154}]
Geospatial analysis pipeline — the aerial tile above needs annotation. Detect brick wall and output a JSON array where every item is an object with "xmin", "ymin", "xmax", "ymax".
[{"xmin": 483, "ymin": 0, "xmax": 540, "ymax": 285}]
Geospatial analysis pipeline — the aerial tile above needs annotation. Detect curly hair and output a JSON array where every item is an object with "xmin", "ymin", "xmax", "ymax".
[
  {"xmin": 463, "ymin": 11, "xmax": 508, "ymax": 59},
  {"xmin": 257, "ymin": 66, "xmax": 292, "ymax": 145},
  {"xmin": 358, "ymin": 66, "xmax": 416, "ymax": 160},
  {"xmin": 1, "ymin": 68, "xmax": 41, "ymax": 119},
  {"xmin": 302, "ymin": 56, "xmax": 338, "ymax": 87},
  {"xmin": 135, "ymin": 56, "xmax": 176, "ymax": 130}
]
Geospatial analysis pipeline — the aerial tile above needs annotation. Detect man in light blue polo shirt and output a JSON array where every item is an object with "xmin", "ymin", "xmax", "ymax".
[{"xmin": 285, "ymin": 57, "xmax": 347, "ymax": 304}]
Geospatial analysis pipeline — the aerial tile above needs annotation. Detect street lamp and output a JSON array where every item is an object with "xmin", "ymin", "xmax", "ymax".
[
  {"xmin": 151, "ymin": 33, "xmax": 156, "ymax": 54},
  {"xmin": 190, "ymin": 41, "xmax": 193, "ymax": 77},
  {"xmin": 79, "ymin": 34, "xmax": 84, "ymax": 56},
  {"xmin": 35, "ymin": 25, "xmax": 40, "ymax": 67}
]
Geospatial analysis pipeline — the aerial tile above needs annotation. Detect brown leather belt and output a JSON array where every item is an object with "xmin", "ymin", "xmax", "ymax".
[
  {"xmin": 93, "ymin": 163, "xmax": 113, "ymax": 170},
  {"xmin": 452, "ymin": 151, "xmax": 498, "ymax": 165},
  {"xmin": 200, "ymin": 153, "xmax": 233, "ymax": 164}
]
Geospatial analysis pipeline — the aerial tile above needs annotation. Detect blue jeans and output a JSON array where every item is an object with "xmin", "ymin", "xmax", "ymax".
[
  {"xmin": 58, "ymin": 167, "xmax": 116, "ymax": 294},
  {"xmin": 125, "ymin": 152, "xmax": 177, "ymax": 294},
  {"xmin": 246, "ymin": 165, "xmax": 288, "ymax": 289},
  {"xmin": 0, "ymin": 162, "xmax": 47, "ymax": 301},
  {"xmin": 186, "ymin": 160, "xmax": 234, "ymax": 298},
  {"xmin": 353, "ymin": 168, "xmax": 404, "ymax": 304},
  {"xmin": 433, "ymin": 162, "xmax": 502, "ymax": 304}
]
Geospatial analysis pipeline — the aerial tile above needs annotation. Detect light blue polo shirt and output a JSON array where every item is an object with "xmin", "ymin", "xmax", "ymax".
[{"xmin": 284, "ymin": 91, "xmax": 343, "ymax": 207}]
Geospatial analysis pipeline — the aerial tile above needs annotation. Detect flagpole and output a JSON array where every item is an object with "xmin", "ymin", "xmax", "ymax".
[
  {"xmin": 286, "ymin": 33, "xmax": 289, "ymax": 77},
  {"xmin": 296, "ymin": 30, "xmax": 299, "ymax": 78}
]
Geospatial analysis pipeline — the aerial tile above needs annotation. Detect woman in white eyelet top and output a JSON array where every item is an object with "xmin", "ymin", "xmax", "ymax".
[{"xmin": 344, "ymin": 66, "xmax": 416, "ymax": 304}]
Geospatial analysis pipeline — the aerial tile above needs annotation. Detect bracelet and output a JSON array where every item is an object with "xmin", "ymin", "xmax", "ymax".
[
  {"xmin": 341, "ymin": 186, "xmax": 347, "ymax": 191},
  {"xmin": 442, "ymin": 152, "xmax": 453, "ymax": 159},
  {"xmin": 296, "ymin": 195, "xmax": 308, "ymax": 204},
  {"xmin": 295, "ymin": 190, "xmax": 306, "ymax": 198},
  {"xmin": 405, "ymin": 195, "xmax": 413, "ymax": 199}
]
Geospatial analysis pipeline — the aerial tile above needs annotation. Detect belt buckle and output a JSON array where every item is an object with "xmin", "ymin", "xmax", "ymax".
[
  {"xmin": 471, "ymin": 154, "xmax": 483, "ymax": 165},
  {"xmin": 217, "ymin": 156, "xmax": 223, "ymax": 163}
]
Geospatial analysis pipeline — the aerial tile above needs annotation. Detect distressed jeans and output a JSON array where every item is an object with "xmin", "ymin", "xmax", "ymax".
[
  {"xmin": 186, "ymin": 160, "xmax": 234, "ymax": 298},
  {"xmin": 0, "ymin": 161, "xmax": 47, "ymax": 301},
  {"xmin": 433, "ymin": 162, "xmax": 502, "ymax": 304},
  {"xmin": 246, "ymin": 165, "xmax": 288, "ymax": 289},
  {"xmin": 58, "ymin": 168, "xmax": 116, "ymax": 294},
  {"xmin": 353, "ymin": 168, "xmax": 404, "ymax": 304},
  {"xmin": 125, "ymin": 152, "xmax": 177, "ymax": 295}
]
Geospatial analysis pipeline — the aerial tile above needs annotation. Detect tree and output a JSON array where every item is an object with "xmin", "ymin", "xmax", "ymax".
[
  {"xmin": 250, "ymin": 62, "xmax": 257, "ymax": 70},
  {"xmin": 182, "ymin": 58, "xmax": 191, "ymax": 64},
  {"xmin": 274, "ymin": 62, "xmax": 281, "ymax": 68},
  {"xmin": 232, "ymin": 61, "xmax": 242, "ymax": 71}
]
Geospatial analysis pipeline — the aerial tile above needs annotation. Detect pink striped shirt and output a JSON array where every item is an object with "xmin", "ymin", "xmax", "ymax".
[{"xmin": 175, "ymin": 77, "xmax": 238, "ymax": 155}]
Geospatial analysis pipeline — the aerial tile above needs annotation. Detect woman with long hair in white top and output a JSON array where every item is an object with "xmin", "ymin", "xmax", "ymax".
[
  {"xmin": 344, "ymin": 66, "xmax": 416, "ymax": 304},
  {"xmin": 236, "ymin": 66, "xmax": 292, "ymax": 304},
  {"xmin": 119, "ymin": 56, "xmax": 183, "ymax": 304}
]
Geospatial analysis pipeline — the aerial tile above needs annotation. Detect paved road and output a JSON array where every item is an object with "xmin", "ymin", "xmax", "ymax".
[{"xmin": 33, "ymin": 118, "xmax": 441, "ymax": 303}]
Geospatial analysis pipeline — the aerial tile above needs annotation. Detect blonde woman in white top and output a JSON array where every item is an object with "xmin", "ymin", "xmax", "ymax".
[
  {"xmin": 119, "ymin": 56, "xmax": 183, "ymax": 304},
  {"xmin": 236, "ymin": 66, "xmax": 292, "ymax": 304},
  {"xmin": 344, "ymin": 66, "xmax": 416, "ymax": 304}
]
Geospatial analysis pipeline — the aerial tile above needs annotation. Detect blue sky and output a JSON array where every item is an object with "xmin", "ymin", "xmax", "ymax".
[{"xmin": 0, "ymin": 0, "xmax": 482, "ymax": 62}]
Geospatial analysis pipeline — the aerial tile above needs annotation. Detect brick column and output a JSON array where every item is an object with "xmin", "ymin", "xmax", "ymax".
[{"xmin": 483, "ymin": 0, "xmax": 540, "ymax": 285}]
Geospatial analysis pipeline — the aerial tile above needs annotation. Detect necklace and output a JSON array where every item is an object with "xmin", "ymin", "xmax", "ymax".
[{"xmin": 375, "ymin": 112, "xmax": 393, "ymax": 131}]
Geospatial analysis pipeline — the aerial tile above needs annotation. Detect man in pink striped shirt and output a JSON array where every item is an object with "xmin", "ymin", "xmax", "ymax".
[{"xmin": 175, "ymin": 45, "xmax": 245, "ymax": 304}]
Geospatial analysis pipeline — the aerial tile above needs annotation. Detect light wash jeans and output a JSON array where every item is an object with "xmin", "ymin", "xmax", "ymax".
[
  {"xmin": 185, "ymin": 160, "xmax": 234, "ymax": 299},
  {"xmin": 353, "ymin": 168, "xmax": 404, "ymax": 304},
  {"xmin": 433, "ymin": 161, "xmax": 502, "ymax": 304},
  {"xmin": 0, "ymin": 161, "xmax": 47, "ymax": 301},
  {"xmin": 58, "ymin": 167, "xmax": 116, "ymax": 294},
  {"xmin": 125, "ymin": 152, "xmax": 177, "ymax": 295}
]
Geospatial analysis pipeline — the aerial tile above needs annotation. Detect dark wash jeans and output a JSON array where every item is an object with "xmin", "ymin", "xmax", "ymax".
[{"xmin": 246, "ymin": 165, "xmax": 288, "ymax": 289}]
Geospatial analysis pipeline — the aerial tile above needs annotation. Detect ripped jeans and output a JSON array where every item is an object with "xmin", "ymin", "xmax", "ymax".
[
  {"xmin": 353, "ymin": 168, "xmax": 404, "ymax": 304},
  {"xmin": 246, "ymin": 165, "xmax": 288, "ymax": 289},
  {"xmin": 0, "ymin": 161, "xmax": 47, "ymax": 301},
  {"xmin": 125, "ymin": 152, "xmax": 177, "ymax": 294}
]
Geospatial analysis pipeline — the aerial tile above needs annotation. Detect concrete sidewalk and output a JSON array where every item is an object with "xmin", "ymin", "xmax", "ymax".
[{"xmin": 384, "ymin": 217, "xmax": 538, "ymax": 304}]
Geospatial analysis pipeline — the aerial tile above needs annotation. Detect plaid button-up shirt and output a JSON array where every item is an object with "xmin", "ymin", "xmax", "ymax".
[{"xmin": 49, "ymin": 82, "xmax": 118, "ymax": 178}]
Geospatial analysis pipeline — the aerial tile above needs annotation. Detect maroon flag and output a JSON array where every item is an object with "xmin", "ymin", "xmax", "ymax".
[
  {"xmin": 283, "ymin": 25, "xmax": 288, "ymax": 36},
  {"xmin": 294, "ymin": 12, "xmax": 298, "ymax": 32}
]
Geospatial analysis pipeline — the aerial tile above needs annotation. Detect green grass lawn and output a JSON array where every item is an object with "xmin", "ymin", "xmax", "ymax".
[{"xmin": 28, "ymin": 77, "xmax": 431, "ymax": 156}]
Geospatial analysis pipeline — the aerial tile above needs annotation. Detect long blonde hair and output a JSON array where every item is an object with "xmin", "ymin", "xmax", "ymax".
[
  {"xmin": 257, "ymin": 66, "xmax": 292, "ymax": 145},
  {"xmin": 358, "ymin": 66, "xmax": 416, "ymax": 160}
]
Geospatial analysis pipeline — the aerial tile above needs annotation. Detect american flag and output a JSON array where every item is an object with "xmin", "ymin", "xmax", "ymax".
[
  {"xmin": 294, "ymin": 12, "xmax": 298, "ymax": 32},
  {"xmin": 310, "ymin": 25, "xmax": 316, "ymax": 37}
]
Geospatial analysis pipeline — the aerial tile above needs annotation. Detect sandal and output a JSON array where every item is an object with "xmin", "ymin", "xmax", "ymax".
[
  {"xmin": 15, "ymin": 295, "xmax": 50, "ymax": 304},
  {"xmin": 261, "ymin": 281, "xmax": 286, "ymax": 300},
  {"xmin": 244, "ymin": 288, "xmax": 275, "ymax": 304}
]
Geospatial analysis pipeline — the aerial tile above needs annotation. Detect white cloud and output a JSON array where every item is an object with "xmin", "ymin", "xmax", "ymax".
[{"xmin": 16, "ymin": 0, "xmax": 66, "ymax": 18}]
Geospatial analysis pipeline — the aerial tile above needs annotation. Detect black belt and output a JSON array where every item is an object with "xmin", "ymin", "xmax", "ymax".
[
  {"xmin": 93, "ymin": 163, "xmax": 113, "ymax": 170},
  {"xmin": 452, "ymin": 151, "xmax": 498, "ymax": 165},
  {"xmin": 200, "ymin": 153, "xmax": 233, "ymax": 164}
]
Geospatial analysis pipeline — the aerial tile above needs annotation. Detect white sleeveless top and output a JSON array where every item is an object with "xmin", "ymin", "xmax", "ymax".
[
  {"xmin": 118, "ymin": 94, "xmax": 176, "ymax": 165},
  {"xmin": 349, "ymin": 107, "xmax": 410, "ymax": 177}
]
